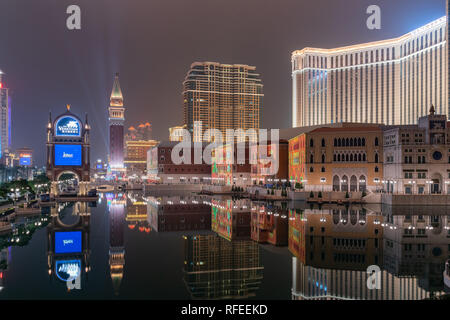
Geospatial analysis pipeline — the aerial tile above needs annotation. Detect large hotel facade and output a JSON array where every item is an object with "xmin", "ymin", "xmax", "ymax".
[
  {"xmin": 183, "ymin": 62, "xmax": 263, "ymax": 142},
  {"xmin": 292, "ymin": 16, "xmax": 448, "ymax": 128}
]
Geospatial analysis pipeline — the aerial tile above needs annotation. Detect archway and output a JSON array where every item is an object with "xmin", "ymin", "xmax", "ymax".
[
  {"xmin": 341, "ymin": 175, "xmax": 349, "ymax": 192},
  {"xmin": 359, "ymin": 175, "xmax": 366, "ymax": 192},
  {"xmin": 350, "ymin": 175, "xmax": 357, "ymax": 192},
  {"xmin": 430, "ymin": 173, "xmax": 443, "ymax": 194},
  {"xmin": 56, "ymin": 171, "xmax": 80, "ymax": 196},
  {"xmin": 333, "ymin": 175, "xmax": 340, "ymax": 191}
]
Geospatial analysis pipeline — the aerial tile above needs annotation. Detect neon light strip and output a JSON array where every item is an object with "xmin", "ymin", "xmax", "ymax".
[
  {"xmin": 292, "ymin": 41, "xmax": 446, "ymax": 75},
  {"xmin": 183, "ymin": 90, "xmax": 264, "ymax": 97},
  {"xmin": 292, "ymin": 16, "xmax": 446, "ymax": 56}
]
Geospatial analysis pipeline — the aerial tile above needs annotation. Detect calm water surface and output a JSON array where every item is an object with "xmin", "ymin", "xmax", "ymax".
[{"xmin": 0, "ymin": 192, "xmax": 448, "ymax": 300}]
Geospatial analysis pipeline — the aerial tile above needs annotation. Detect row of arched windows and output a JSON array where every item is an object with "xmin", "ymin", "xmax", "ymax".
[
  {"xmin": 333, "ymin": 137, "xmax": 379, "ymax": 147},
  {"xmin": 310, "ymin": 137, "xmax": 380, "ymax": 148},
  {"xmin": 334, "ymin": 152, "xmax": 367, "ymax": 162}
]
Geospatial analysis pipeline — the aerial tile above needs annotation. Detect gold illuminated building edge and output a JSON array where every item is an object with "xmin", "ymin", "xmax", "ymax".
[{"xmin": 292, "ymin": 16, "xmax": 449, "ymax": 128}]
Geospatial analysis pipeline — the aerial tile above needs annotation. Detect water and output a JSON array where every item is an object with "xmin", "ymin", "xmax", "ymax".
[{"xmin": 0, "ymin": 192, "xmax": 448, "ymax": 300}]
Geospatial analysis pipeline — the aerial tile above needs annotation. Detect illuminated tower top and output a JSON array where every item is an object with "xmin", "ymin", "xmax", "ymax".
[{"xmin": 110, "ymin": 73, "xmax": 123, "ymax": 107}]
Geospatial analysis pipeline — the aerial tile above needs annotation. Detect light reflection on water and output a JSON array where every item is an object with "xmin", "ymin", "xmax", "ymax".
[{"xmin": 0, "ymin": 192, "xmax": 448, "ymax": 300}]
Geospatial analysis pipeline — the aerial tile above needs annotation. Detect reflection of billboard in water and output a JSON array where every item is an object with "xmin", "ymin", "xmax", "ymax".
[
  {"xmin": 54, "ymin": 144, "xmax": 82, "ymax": 166},
  {"xmin": 289, "ymin": 135, "xmax": 306, "ymax": 183},
  {"xmin": 54, "ymin": 231, "xmax": 82, "ymax": 254},
  {"xmin": 55, "ymin": 259, "xmax": 81, "ymax": 282}
]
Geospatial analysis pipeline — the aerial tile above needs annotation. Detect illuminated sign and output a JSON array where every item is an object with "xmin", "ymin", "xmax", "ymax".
[
  {"xmin": 96, "ymin": 164, "xmax": 103, "ymax": 169},
  {"xmin": 54, "ymin": 144, "xmax": 82, "ymax": 166},
  {"xmin": 55, "ymin": 260, "xmax": 81, "ymax": 282},
  {"xmin": 55, "ymin": 116, "xmax": 81, "ymax": 137},
  {"xmin": 54, "ymin": 231, "xmax": 82, "ymax": 254},
  {"xmin": 19, "ymin": 155, "xmax": 31, "ymax": 166}
]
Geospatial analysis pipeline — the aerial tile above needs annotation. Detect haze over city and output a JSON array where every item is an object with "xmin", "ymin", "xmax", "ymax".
[{"xmin": 0, "ymin": 0, "xmax": 445, "ymax": 165}]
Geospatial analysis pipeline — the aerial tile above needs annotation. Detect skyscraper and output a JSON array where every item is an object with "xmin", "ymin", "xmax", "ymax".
[
  {"xmin": 0, "ymin": 71, "xmax": 11, "ymax": 161},
  {"xmin": 292, "ymin": 16, "xmax": 448, "ymax": 128},
  {"xmin": 447, "ymin": 0, "xmax": 450, "ymax": 115},
  {"xmin": 109, "ymin": 73, "xmax": 125, "ymax": 169},
  {"xmin": 183, "ymin": 62, "xmax": 263, "ymax": 142}
]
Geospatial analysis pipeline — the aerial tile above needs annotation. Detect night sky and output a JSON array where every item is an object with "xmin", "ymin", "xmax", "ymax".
[{"xmin": 0, "ymin": 0, "xmax": 445, "ymax": 166}]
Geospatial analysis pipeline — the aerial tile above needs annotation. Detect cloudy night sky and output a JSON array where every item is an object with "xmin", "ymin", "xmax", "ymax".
[{"xmin": 0, "ymin": 0, "xmax": 445, "ymax": 165}]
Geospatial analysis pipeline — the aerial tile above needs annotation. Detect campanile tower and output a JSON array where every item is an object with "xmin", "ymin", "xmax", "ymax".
[{"xmin": 109, "ymin": 73, "xmax": 125, "ymax": 170}]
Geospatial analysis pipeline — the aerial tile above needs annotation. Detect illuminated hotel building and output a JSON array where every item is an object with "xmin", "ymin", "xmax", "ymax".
[
  {"xmin": 0, "ymin": 71, "xmax": 11, "ymax": 160},
  {"xmin": 183, "ymin": 62, "xmax": 263, "ymax": 142},
  {"xmin": 169, "ymin": 125, "xmax": 187, "ymax": 142},
  {"xmin": 292, "ymin": 16, "xmax": 448, "ymax": 128},
  {"xmin": 109, "ymin": 73, "xmax": 125, "ymax": 170}
]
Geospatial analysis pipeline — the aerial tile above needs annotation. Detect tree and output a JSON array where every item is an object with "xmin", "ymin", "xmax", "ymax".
[{"xmin": 309, "ymin": 191, "xmax": 314, "ymax": 198}]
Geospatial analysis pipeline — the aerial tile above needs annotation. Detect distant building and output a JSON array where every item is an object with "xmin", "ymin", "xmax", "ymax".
[
  {"xmin": 169, "ymin": 125, "xmax": 187, "ymax": 142},
  {"xmin": 124, "ymin": 140, "xmax": 159, "ymax": 176},
  {"xmin": 109, "ymin": 73, "xmax": 125, "ymax": 170},
  {"xmin": 16, "ymin": 147, "xmax": 33, "ymax": 167},
  {"xmin": 125, "ymin": 122, "xmax": 152, "ymax": 142},
  {"xmin": 147, "ymin": 142, "xmax": 211, "ymax": 184},
  {"xmin": 0, "ymin": 71, "xmax": 11, "ymax": 161},
  {"xmin": 183, "ymin": 62, "xmax": 263, "ymax": 142}
]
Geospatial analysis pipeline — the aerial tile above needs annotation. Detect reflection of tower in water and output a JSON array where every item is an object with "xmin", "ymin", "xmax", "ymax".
[
  {"xmin": 183, "ymin": 234, "xmax": 263, "ymax": 299},
  {"xmin": 108, "ymin": 193, "xmax": 126, "ymax": 295}
]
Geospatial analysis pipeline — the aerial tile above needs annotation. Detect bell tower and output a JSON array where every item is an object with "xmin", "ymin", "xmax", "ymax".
[{"xmin": 109, "ymin": 73, "xmax": 125, "ymax": 171}]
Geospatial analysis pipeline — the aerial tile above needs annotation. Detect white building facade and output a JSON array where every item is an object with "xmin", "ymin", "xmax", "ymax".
[
  {"xmin": 382, "ymin": 109, "xmax": 450, "ymax": 194},
  {"xmin": 292, "ymin": 17, "xmax": 448, "ymax": 128}
]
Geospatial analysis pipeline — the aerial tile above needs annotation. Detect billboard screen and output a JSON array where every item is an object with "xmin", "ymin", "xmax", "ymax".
[
  {"xmin": 55, "ymin": 259, "xmax": 81, "ymax": 282},
  {"xmin": 19, "ymin": 156, "xmax": 31, "ymax": 166},
  {"xmin": 55, "ymin": 116, "xmax": 81, "ymax": 137},
  {"xmin": 54, "ymin": 144, "xmax": 82, "ymax": 166},
  {"xmin": 54, "ymin": 231, "xmax": 82, "ymax": 254}
]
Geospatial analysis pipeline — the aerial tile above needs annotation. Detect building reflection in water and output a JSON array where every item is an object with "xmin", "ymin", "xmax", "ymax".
[
  {"xmin": 46, "ymin": 202, "xmax": 91, "ymax": 290},
  {"xmin": 106, "ymin": 193, "xmax": 126, "ymax": 295},
  {"xmin": 146, "ymin": 195, "xmax": 211, "ymax": 233},
  {"xmin": 126, "ymin": 193, "xmax": 150, "ymax": 234},
  {"xmin": 289, "ymin": 204, "xmax": 449, "ymax": 300},
  {"xmin": 251, "ymin": 202, "xmax": 289, "ymax": 246},
  {"xmin": 183, "ymin": 234, "xmax": 263, "ymax": 300},
  {"xmin": 211, "ymin": 198, "xmax": 251, "ymax": 241}
]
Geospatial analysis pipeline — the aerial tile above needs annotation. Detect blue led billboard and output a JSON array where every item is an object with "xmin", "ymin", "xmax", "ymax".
[
  {"xmin": 20, "ymin": 157, "xmax": 31, "ymax": 166},
  {"xmin": 54, "ymin": 144, "xmax": 82, "ymax": 166},
  {"xmin": 55, "ymin": 116, "xmax": 81, "ymax": 137},
  {"xmin": 54, "ymin": 231, "xmax": 82, "ymax": 254}
]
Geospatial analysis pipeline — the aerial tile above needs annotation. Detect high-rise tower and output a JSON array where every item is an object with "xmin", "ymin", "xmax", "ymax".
[
  {"xmin": 0, "ymin": 71, "xmax": 11, "ymax": 161},
  {"xmin": 109, "ymin": 73, "xmax": 125, "ymax": 170},
  {"xmin": 447, "ymin": 0, "xmax": 450, "ymax": 117},
  {"xmin": 183, "ymin": 62, "xmax": 263, "ymax": 143}
]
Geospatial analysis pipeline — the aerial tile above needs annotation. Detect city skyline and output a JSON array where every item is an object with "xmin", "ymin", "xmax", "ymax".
[{"xmin": 0, "ymin": 0, "xmax": 446, "ymax": 166}]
